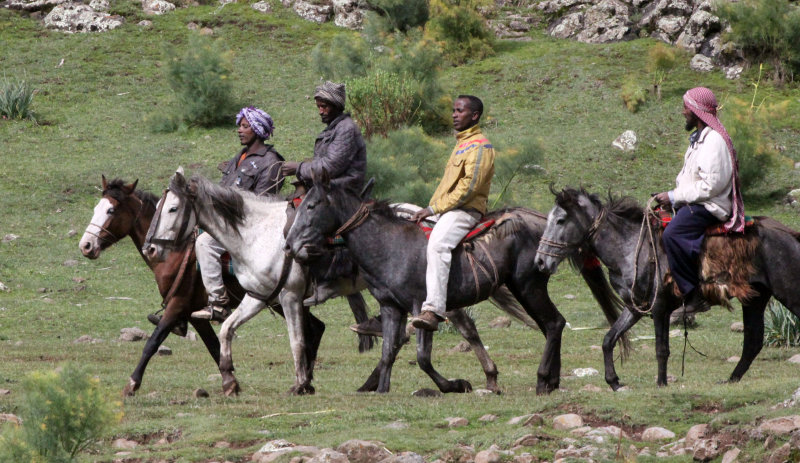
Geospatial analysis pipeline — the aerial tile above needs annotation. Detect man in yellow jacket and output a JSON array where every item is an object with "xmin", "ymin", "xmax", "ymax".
[{"xmin": 410, "ymin": 95, "xmax": 496, "ymax": 331}]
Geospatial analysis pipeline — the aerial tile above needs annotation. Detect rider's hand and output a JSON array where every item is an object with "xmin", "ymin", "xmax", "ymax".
[
  {"xmin": 652, "ymin": 191, "xmax": 671, "ymax": 206},
  {"xmin": 281, "ymin": 161, "xmax": 300, "ymax": 176},
  {"xmin": 410, "ymin": 208, "xmax": 433, "ymax": 223}
]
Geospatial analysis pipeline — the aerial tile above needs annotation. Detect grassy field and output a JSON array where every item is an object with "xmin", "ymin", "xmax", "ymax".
[{"xmin": 2, "ymin": 2, "xmax": 800, "ymax": 461}]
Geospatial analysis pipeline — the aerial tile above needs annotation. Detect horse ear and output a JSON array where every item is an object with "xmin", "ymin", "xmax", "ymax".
[
  {"xmin": 359, "ymin": 177, "xmax": 375, "ymax": 199},
  {"xmin": 311, "ymin": 167, "xmax": 331, "ymax": 190},
  {"xmin": 101, "ymin": 175, "xmax": 108, "ymax": 191},
  {"xmin": 177, "ymin": 166, "xmax": 185, "ymax": 176},
  {"xmin": 170, "ymin": 169, "xmax": 187, "ymax": 192},
  {"xmin": 548, "ymin": 182, "xmax": 558, "ymax": 197},
  {"xmin": 123, "ymin": 179, "xmax": 138, "ymax": 195}
]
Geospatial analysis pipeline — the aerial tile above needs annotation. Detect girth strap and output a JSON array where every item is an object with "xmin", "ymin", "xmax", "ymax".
[
  {"xmin": 161, "ymin": 232, "xmax": 196, "ymax": 309},
  {"xmin": 465, "ymin": 240, "xmax": 500, "ymax": 303},
  {"xmin": 246, "ymin": 251, "xmax": 294, "ymax": 305}
]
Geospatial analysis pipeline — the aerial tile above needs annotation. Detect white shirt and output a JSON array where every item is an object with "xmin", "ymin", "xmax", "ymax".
[{"xmin": 669, "ymin": 126, "xmax": 733, "ymax": 221}]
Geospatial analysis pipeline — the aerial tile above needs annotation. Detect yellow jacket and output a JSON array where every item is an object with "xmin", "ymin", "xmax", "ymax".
[{"xmin": 429, "ymin": 124, "xmax": 495, "ymax": 215}]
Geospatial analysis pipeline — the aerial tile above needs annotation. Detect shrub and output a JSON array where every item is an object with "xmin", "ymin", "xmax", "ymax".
[
  {"xmin": 347, "ymin": 70, "xmax": 418, "ymax": 139},
  {"xmin": 159, "ymin": 36, "xmax": 236, "ymax": 129},
  {"xmin": 620, "ymin": 79, "xmax": 647, "ymax": 113},
  {"xmin": 425, "ymin": 0, "xmax": 495, "ymax": 65},
  {"xmin": 765, "ymin": 300, "xmax": 800, "ymax": 347},
  {"xmin": 366, "ymin": 0, "xmax": 428, "ymax": 32},
  {"xmin": 0, "ymin": 365, "xmax": 121, "ymax": 463},
  {"xmin": 490, "ymin": 136, "xmax": 545, "ymax": 208},
  {"xmin": 0, "ymin": 77, "xmax": 36, "ymax": 121},
  {"xmin": 645, "ymin": 43, "xmax": 679, "ymax": 101},
  {"xmin": 714, "ymin": 0, "xmax": 800, "ymax": 82}
]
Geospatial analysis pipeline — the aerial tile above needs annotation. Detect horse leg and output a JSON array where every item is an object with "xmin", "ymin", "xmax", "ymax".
[
  {"xmin": 414, "ymin": 316, "xmax": 473, "ymax": 394},
  {"xmin": 124, "ymin": 306, "xmax": 183, "ymax": 397},
  {"xmin": 281, "ymin": 290, "xmax": 316, "ymax": 395},
  {"xmin": 190, "ymin": 318, "xmax": 221, "ymax": 366},
  {"xmin": 218, "ymin": 296, "xmax": 265, "ymax": 396},
  {"xmin": 602, "ymin": 309, "xmax": 643, "ymax": 391},
  {"xmin": 729, "ymin": 288, "xmax": 770, "ymax": 382},
  {"xmin": 346, "ymin": 292, "xmax": 374, "ymax": 353},
  {"xmin": 357, "ymin": 304, "xmax": 404, "ymax": 393},
  {"xmin": 652, "ymin": 303, "xmax": 673, "ymax": 387},
  {"xmin": 509, "ymin": 276, "xmax": 565, "ymax": 395},
  {"xmin": 447, "ymin": 308, "xmax": 499, "ymax": 393}
]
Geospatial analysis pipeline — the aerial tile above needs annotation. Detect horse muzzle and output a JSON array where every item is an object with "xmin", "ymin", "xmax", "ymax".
[
  {"xmin": 287, "ymin": 243, "xmax": 322, "ymax": 263},
  {"xmin": 142, "ymin": 243, "xmax": 163, "ymax": 262}
]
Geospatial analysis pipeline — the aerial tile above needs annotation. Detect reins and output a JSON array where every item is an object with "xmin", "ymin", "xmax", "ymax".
[
  {"xmin": 160, "ymin": 232, "xmax": 196, "ymax": 309},
  {"xmin": 538, "ymin": 207, "xmax": 607, "ymax": 258},
  {"xmin": 626, "ymin": 197, "xmax": 666, "ymax": 314},
  {"xmin": 335, "ymin": 200, "xmax": 375, "ymax": 236}
]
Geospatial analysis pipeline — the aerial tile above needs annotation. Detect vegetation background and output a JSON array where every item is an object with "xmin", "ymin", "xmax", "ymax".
[{"xmin": 2, "ymin": 0, "xmax": 800, "ymax": 461}]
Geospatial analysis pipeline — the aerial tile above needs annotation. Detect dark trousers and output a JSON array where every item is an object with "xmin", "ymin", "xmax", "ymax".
[{"xmin": 662, "ymin": 204, "xmax": 720, "ymax": 297}]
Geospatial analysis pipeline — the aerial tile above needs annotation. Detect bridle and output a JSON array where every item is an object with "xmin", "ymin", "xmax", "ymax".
[
  {"xmin": 84, "ymin": 193, "xmax": 146, "ymax": 247},
  {"xmin": 537, "ymin": 207, "xmax": 607, "ymax": 258},
  {"xmin": 144, "ymin": 188, "xmax": 196, "ymax": 250},
  {"xmin": 334, "ymin": 200, "xmax": 375, "ymax": 236}
]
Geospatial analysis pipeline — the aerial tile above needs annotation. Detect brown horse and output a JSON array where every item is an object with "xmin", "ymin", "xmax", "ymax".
[{"xmin": 79, "ymin": 176, "xmax": 371, "ymax": 396}]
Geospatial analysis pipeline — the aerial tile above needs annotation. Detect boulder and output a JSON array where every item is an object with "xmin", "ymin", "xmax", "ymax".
[
  {"xmin": 721, "ymin": 447, "xmax": 741, "ymax": 463},
  {"xmin": 2, "ymin": 0, "xmax": 66, "ymax": 11},
  {"xmin": 692, "ymin": 438, "xmax": 722, "ymax": 461},
  {"xmin": 336, "ymin": 439, "xmax": 391, "ymax": 463},
  {"xmin": 44, "ymin": 3, "xmax": 123, "ymax": 33},
  {"xmin": 141, "ymin": 0, "xmax": 175, "ymax": 15},
  {"xmin": 641, "ymin": 426, "xmax": 676, "ymax": 441},
  {"xmin": 292, "ymin": 0, "xmax": 331, "ymax": 24},
  {"xmin": 251, "ymin": 1, "xmax": 271, "ymax": 12},
  {"xmin": 612, "ymin": 130, "xmax": 637, "ymax": 152},
  {"xmin": 332, "ymin": 0, "xmax": 363, "ymax": 29},
  {"xmin": 446, "ymin": 417, "xmax": 469, "ymax": 428},
  {"xmin": 689, "ymin": 53, "xmax": 714, "ymax": 72},
  {"xmin": 307, "ymin": 448, "xmax": 349, "ymax": 463},
  {"xmin": 378, "ymin": 452, "xmax": 426, "ymax": 463},
  {"xmin": 758, "ymin": 415, "xmax": 800, "ymax": 435},
  {"xmin": 553, "ymin": 413, "xmax": 584, "ymax": 430},
  {"xmin": 474, "ymin": 449, "xmax": 502, "ymax": 463},
  {"xmin": 119, "ymin": 327, "xmax": 149, "ymax": 342}
]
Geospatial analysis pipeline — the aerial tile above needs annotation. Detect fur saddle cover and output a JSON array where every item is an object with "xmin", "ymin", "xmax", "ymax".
[{"xmin": 652, "ymin": 208, "xmax": 759, "ymax": 308}]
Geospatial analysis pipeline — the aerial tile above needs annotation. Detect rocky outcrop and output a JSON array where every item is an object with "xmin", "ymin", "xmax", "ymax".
[
  {"xmin": 43, "ymin": 2, "xmax": 123, "ymax": 32},
  {"xmin": 1, "ymin": 0, "xmax": 67, "ymax": 12}
]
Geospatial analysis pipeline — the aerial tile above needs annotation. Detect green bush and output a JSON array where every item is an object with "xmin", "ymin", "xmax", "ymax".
[
  {"xmin": 0, "ymin": 77, "xmax": 36, "ymax": 121},
  {"xmin": 715, "ymin": 0, "xmax": 800, "ymax": 82},
  {"xmin": 0, "ymin": 365, "xmax": 121, "ymax": 463},
  {"xmin": 620, "ymin": 79, "xmax": 647, "ymax": 113},
  {"xmin": 765, "ymin": 300, "xmax": 800, "ymax": 347},
  {"xmin": 157, "ymin": 36, "xmax": 236, "ymax": 130},
  {"xmin": 347, "ymin": 70, "xmax": 418, "ymax": 139},
  {"xmin": 425, "ymin": 0, "xmax": 495, "ymax": 65},
  {"xmin": 645, "ymin": 43, "xmax": 680, "ymax": 101},
  {"xmin": 366, "ymin": 0, "xmax": 428, "ymax": 32}
]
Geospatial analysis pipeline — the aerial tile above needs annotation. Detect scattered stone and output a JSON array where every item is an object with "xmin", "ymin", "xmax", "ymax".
[
  {"xmin": 479, "ymin": 414, "xmax": 497, "ymax": 422},
  {"xmin": 119, "ymin": 327, "xmax": 149, "ymax": 342},
  {"xmin": 685, "ymin": 424, "xmax": 709, "ymax": 446},
  {"xmin": 2, "ymin": 234, "xmax": 19, "ymax": 243},
  {"xmin": 724, "ymin": 65, "xmax": 743, "ymax": 80},
  {"xmin": 789, "ymin": 354, "xmax": 800, "ymax": 364},
  {"xmin": 730, "ymin": 322, "xmax": 744, "ymax": 332},
  {"xmin": 291, "ymin": 0, "xmax": 332, "ymax": 24},
  {"xmin": 193, "ymin": 388, "xmax": 209, "ymax": 398},
  {"xmin": 72, "ymin": 276, "xmax": 86, "ymax": 283},
  {"xmin": 474, "ymin": 449, "xmax": 502, "ymax": 463},
  {"xmin": 187, "ymin": 21, "xmax": 199, "ymax": 30},
  {"xmin": 563, "ymin": 294, "xmax": 576, "ymax": 300},
  {"xmin": 113, "ymin": 438, "xmax": 138, "ymax": 449},
  {"xmin": 380, "ymin": 452, "xmax": 425, "ymax": 463},
  {"xmin": 251, "ymin": 0, "xmax": 271, "ymax": 12},
  {"xmin": 758, "ymin": 415, "xmax": 800, "ymax": 435},
  {"xmin": 450, "ymin": 341, "xmax": 472, "ymax": 353},
  {"xmin": 138, "ymin": 19, "xmax": 152, "ymax": 27},
  {"xmin": 67, "ymin": 228, "xmax": 78, "ymax": 237},
  {"xmin": 641, "ymin": 426, "xmax": 676, "ymax": 441},
  {"xmin": 199, "ymin": 26, "xmax": 214, "ymax": 35},
  {"xmin": 446, "ymin": 417, "xmax": 469, "ymax": 428},
  {"xmin": 142, "ymin": 0, "xmax": 175, "ymax": 15},
  {"xmin": 721, "ymin": 447, "xmax": 741, "ymax": 463},
  {"xmin": 768, "ymin": 443, "xmax": 791, "ymax": 463},
  {"xmin": 332, "ymin": 0, "xmax": 364, "ymax": 29},
  {"xmin": 582, "ymin": 384, "xmax": 603, "ymax": 392},
  {"xmin": 411, "ymin": 388, "xmax": 442, "ymax": 398},
  {"xmin": 157, "ymin": 345, "xmax": 172, "ymax": 355},
  {"xmin": 437, "ymin": 447, "xmax": 476, "ymax": 463},
  {"xmin": 693, "ymin": 438, "xmax": 722, "ymax": 461},
  {"xmin": 589, "ymin": 345, "xmax": 601, "ymax": 351},
  {"xmin": 336, "ymin": 439, "xmax": 391, "ymax": 463},
  {"xmin": 0, "ymin": 389, "xmax": 10, "ymax": 395},
  {"xmin": 584, "ymin": 425, "xmax": 628, "ymax": 444},
  {"xmin": 553, "ymin": 413, "xmax": 583, "ymax": 430},
  {"xmin": 0, "ymin": 282, "xmax": 8, "ymax": 292},
  {"xmin": 570, "ymin": 426, "xmax": 592, "ymax": 437},
  {"xmin": 252, "ymin": 444, "xmax": 320, "ymax": 463},
  {"xmin": 689, "ymin": 53, "xmax": 714, "ymax": 72},
  {"xmin": 73, "ymin": 335, "xmax": 102, "ymax": 344},
  {"xmin": 473, "ymin": 388, "xmax": 495, "ymax": 397},
  {"xmin": 208, "ymin": 373, "xmax": 222, "ymax": 381},
  {"xmin": 513, "ymin": 434, "xmax": 539, "ymax": 447},
  {"xmin": 214, "ymin": 441, "xmax": 231, "ymax": 448},
  {"xmin": 522, "ymin": 414, "xmax": 544, "ymax": 427},
  {"xmin": 727, "ymin": 356, "xmax": 740, "ymax": 363},
  {"xmin": 572, "ymin": 367, "xmax": 598, "ymax": 377},
  {"xmin": 670, "ymin": 312, "xmax": 697, "ymax": 327},
  {"xmin": 612, "ymin": 130, "xmax": 637, "ymax": 152},
  {"xmin": 44, "ymin": 3, "xmax": 123, "ymax": 33},
  {"xmin": 63, "ymin": 259, "xmax": 79, "ymax": 266},
  {"xmin": 307, "ymin": 448, "xmax": 348, "ymax": 463},
  {"xmin": 385, "ymin": 420, "xmax": 409, "ymax": 430},
  {"xmin": 489, "ymin": 316, "xmax": 511, "ymax": 329},
  {"xmin": 508, "ymin": 414, "xmax": 535, "ymax": 425},
  {"xmin": 0, "ymin": 413, "xmax": 21, "ymax": 424}
]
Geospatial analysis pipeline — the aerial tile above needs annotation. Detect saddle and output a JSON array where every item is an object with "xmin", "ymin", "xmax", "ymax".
[
  {"xmin": 391, "ymin": 203, "xmax": 496, "ymax": 243},
  {"xmin": 652, "ymin": 207, "xmax": 760, "ymax": 306}
]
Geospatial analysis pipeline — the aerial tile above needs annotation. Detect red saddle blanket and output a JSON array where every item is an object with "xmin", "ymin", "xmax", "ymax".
[
  {"xmin": 654, "ymin": 207, "xmax": 755, "ymax": 236},
  {"xmin": 418, "ymin": 218, "xmax": 496, "ymax": 243}
]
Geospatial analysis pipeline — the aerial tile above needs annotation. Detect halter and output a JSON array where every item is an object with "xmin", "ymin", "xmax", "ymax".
[
  {"xmin": 538, "ymin": 207, "xmax": 607, "ymax": 258},
  {"xmin": 84, "ymin": 193, "xmax": 146, "ymax": 247},
  {"xmin": 335, "ymin": 200, "xmax": 375, "ymax": 236},
  {"xmin": 144, "ymin": 189, "xmax": 196, "ymax": 250}
]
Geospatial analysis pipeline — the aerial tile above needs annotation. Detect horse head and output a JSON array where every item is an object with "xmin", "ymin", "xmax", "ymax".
[
  {"xmin": 285, "ymin": 175, "xmax": 339, "ymax": 264},
  {"xmin": 535, "ymin": 187, "xmax": 603, "ymax": 274},
  {"xmin": 79, "ymin": 175, "xmax": 140, "ymax": 259},
  {"xmin": 142, "ymin": 169, "xmax": 197, "ymax": 262}
]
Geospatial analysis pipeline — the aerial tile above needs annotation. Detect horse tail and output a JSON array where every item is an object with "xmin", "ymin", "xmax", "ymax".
[
  {"xmin": 489, "ymin": 286, "xmax": 540, "ymax": 330},
  {"xmin": 571, "ymin": 252, "xmax": 631, "ymax": 359}
]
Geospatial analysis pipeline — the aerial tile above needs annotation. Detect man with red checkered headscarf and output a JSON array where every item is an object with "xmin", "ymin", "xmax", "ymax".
[{"xmin": 653, "ymin": 87, "xmax": 744, "ymax": 315}]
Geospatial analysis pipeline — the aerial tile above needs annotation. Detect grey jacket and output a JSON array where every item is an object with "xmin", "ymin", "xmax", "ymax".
[
  {"xmin": 219, "ymin": 144, "xmax": 285, "ymax": 196},
  {"xmin": 297, "ymin": 113, "xmax": 366, "ymax": 192}
]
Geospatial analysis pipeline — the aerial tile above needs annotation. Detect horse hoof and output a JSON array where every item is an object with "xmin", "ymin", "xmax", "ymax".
[
  {"xmin": 122, "ymin": 379, "xmax": 139, "ymax": 397},
  {"xmin": 288, "ymin": 384, "xmax": 315, "ymax": 396},
  {"xmin": 223, "ymin": 380, "xmax": 241, "ymax": 397},
  {"xmin": 455, "ymin": 379, "xmax": 472, "ymax": 393}
]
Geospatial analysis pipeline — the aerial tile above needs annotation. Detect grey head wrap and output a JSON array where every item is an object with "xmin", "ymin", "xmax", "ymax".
[{"xmin": 314, "ymin": 81, "xmax": 346, "ymax": 110}]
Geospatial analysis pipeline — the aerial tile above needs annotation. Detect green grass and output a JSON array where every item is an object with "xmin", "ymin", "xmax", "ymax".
[{"xmin": 2, "ymin": 3, "xmax": 800, "ymax": 462}]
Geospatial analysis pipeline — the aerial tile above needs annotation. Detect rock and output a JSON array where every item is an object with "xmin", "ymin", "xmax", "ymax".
[
  {"xmin": 63, "ymin": 259, "xmax": 79, "ymax": 266},
  {"xmin": 689, "ymin": 53, "xmax": 714, "ymax": 72},
  {"xmin": 251, "ymin": 0, "xmax": 271, "ymax": 13},
  {"xmin": 73, "ymin": 335, "xmax": 102, "ymax": 344},
  {"xmin": 685, "ymin": 423, "xmax": 709, "ymax": 446},
  {"xmin": 119, "ymin": 327, "xmax": 149, "ymax": 342},
  {"xmin": 113, "ymin": 438, "xmax": 138, "ymax": 449},
  {"xmin": 157, "ymin": 345, "xmax": 172, "ymax": 355},
  {"xmin": 479, "ymin": 414, "xmax": 497, "ymax": 422},
  {"xmin": 489, "ymin": 316, "xmax": 512, "ymax": 328},
  {"xmin": 199, "ymin": 27, "xmax": 214, "ymax": 35},
  {"xmin": 572, "ymin": 367, "xmax": 599, "ymax": 377},
  {"xmin": 446, "ymin": 417, "xmax": 469, "ymax": 428},
  {"xmin": 0, "ymin": 281, "xmax": 8, "ymax": 292},
  {"xmin": 2, "ymin": 0, "xmax": 66, "ymax": 12},
  {"xmin": 142, "ymin": 0, "xmax": 175, "ymax": 15},
  {"xmin": 44, "ymin": 2, "xmax": 123, "ymax": 32},
  {"xmin": 513, "ymin": 434, "xmax": 540, "ymax": 447},
  {"xmin": 724, "ymin": 65, "xmax": 743, "ymax": 80},
  {"xmin": 214, "ymin": 441, "xmax": 231, "ymax": 448},
  {"xmin": 437, "ymin": 447, "xmax": 476, "ymax": 463},
  {"xmin": 384, "ymin": 420, "xmax": 409, "ymax": 430},
  {"xmin": 184, "ymin": 331, "xmax": 197, "ymax": 341},
  {"xmin": 450, "ymin": 341, "xmax": 472, "ymax": 353},
  {"xmin": 758, "ymin": 415, "xmax": 800, "ymax": 435},
  {"xmin": 67, "ymin": 228, "xmax": 78, "ymax": 237},
  {"xmin": 727, "ymin": 356, "xmax": 740, "ymax": 363},
  {"xmin": 508, "ymin": 414, "xmax": 535, "ymax": 425},
  {"xmin": 582, "ymin": 384, "xmax": 603, "ymax": 392},
  {"xmin": 570, "ymin": 426, "xmax": 592, "ymax": 437},
  {"xmin": 138, "ymin": 19, "xmax": 152, "ymax": 27},
  {"xmin": 411, "ymin": 388, "xmax": 442, "ymax": 398},
  {"xmin": 332, "ymin": 0, "xmax": 364, "ymax": 29},
  {"xmin": 553, "ymin": 413, "xmax": 583, "ymax": 430},
  {"xmin": 730, "ymin": 321, "xmax": 744, "ymax": 332},
  {"xmin": 292, "ymin": 0, "xmax": 332, "ymax": 24},
  {"xmin": 378, "ymin": 452, "xmax": 425, "ymax": 463},
  {"xmin": 336, "ymin": 440, "xmax": 391, "ymax": 463},
  {"xmin": 187, "ymin": 21, "xmax": 199, "ymax": 30},
  {"xmin": 641, "ymin": 426, "xmax": 676, "ymax": 441},
  {"xmin": 0, "ymin": 389, "xmax": 10, "ymax": 395},
  {"xmin": 788, "ymin": 354, "xmax": 800, "ymax": 364},
  {"xmin": 0, "ymin": 413, "xmax": 21, "ymax": 425},
  {"xmin": 693, "ymin": 438, "xmax": 722, "ymax": 461},
  {"xmin": 768, "ymin": 443, "xmax": 791, "ymax": 463},
  {"xmin": 193, "ymin": 388, "xmax": 209, "ymax": 398},
  {"xmin": 523, "ymin": 414, "xmax": 544, "ymax": 427},
  {"xmin": 721, "ymin": 447, "xmax": 741, "ymax": 463},
  {"xmin": 307, "ymin": 448, "xmax": 349, "ymax": 463},
  {"xmin": 2, "ymin": 234, "xmax": 19, "ymax": 243},
  {"xmin": 474, "ymin": 449, "xmax": 502, "ymax": 463},
  {"xmin": 612, "ymin": 130, "xmax": 637, "ymax": 152}
]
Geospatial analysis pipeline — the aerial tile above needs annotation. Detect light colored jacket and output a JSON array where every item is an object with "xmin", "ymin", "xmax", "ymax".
[
  {"xmin": 429, "ymin": 125, "xmax": 495, "ymax": 215},
  {"xmin": 670, "ymin": 126, "xmax": 733, "ymax": 221}
]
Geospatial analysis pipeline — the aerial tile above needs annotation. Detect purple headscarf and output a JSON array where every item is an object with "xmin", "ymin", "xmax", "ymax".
[
  {"xmin": 236, "ymin": 106, "xmax": 274, "ymax": 140},
  {"xmin": 683, "ymin": 87, "xmax": 745, "ymax": 233}
]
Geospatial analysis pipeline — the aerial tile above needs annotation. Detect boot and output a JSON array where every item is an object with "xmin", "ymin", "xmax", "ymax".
[
  {"xmin": 676, "ymin": 289, "xmax": 711, "ymax": 316},
  {"xmin": 191, "ymin": 304, "xmax": 231, "ymax": 322},
  {"xmin": 147, "ymin": 313, "xmax": 188, "ymax": 337},
  {"xmin": 350, "ymin": 316, "xmax": 383, "ymax": 337},
  {"xmin": 410, "ymin": 310, "xmax": 445, "ymax": 332}
]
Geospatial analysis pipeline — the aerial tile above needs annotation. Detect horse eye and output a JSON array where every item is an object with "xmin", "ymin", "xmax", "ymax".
[
  {"xmin": 168, "ymin": 206, "xmax": 178, "ymax": 213},
  {"xmin": 107, "ymin": 207, "xmax": 115, "ymax": 214},
  {"xmin": 555, "ymin": 218, "xmax": 565, "ymax": 225},
  {"xmin": 306, "ymin": 202, "xmax": 316, "ymax": 210}
]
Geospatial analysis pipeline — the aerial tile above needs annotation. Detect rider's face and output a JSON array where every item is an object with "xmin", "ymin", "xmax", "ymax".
[
  {"xmin": 238, "ymin": 119, "xmax": 257, "ymax": 146},
  {"xmin": 452, "ymin": 98, "xmax": 478, "ymax": 132}
]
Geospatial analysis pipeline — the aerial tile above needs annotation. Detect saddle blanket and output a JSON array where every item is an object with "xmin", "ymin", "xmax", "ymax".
[{"xmin": 654, "ymin": 207, "xmax": 755, "ymax": 236}]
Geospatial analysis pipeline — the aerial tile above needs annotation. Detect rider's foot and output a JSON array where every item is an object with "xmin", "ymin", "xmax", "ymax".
[
  {"xmin": 303, "ymin": 280, "xmax": 342, "ymax": 306},
  {"xmin": 410, "ymin": 310, "xmax": 445, "ymax": 332},
  {"xmin": 147, "ymin": 313, "xmax": 188, "ymax": 337},
  {"xmin": 191, "ymin": 304, "xmax": 231, "ymax": 322},
  {"xmin": 350, "ymin": 316, "xmax": 383, "ymax": 337},
  {"xmin": 678, "ymin": 289, "xmax": 711, "ymax": 315}
]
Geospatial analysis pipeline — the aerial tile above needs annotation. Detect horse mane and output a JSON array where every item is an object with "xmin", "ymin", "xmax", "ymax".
[
  {"xmin": 104, "ymin": 178, "xmax": 159, "ymax": 209},
  {"xmin": 556, "ymin": 186, "xmax": 644, "ymax": 226}
]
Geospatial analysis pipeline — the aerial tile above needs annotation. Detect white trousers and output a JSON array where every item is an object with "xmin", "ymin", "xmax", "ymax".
[
  {"xmin": 421, "ymin": 209, "xmax": 479, "ymax": 317},
  {"xmin": 195, "ymin": 232, "xmax": 228, "ymax": 305}
]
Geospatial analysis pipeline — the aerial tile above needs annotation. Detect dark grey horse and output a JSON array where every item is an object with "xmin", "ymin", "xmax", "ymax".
[
  {"xmin": 534, "ymin": 187, "xmax": 800, "ymax": 390},
  {"xmin": 285, "ymin": 179, "xmax": 627, "ymax": 394}
]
